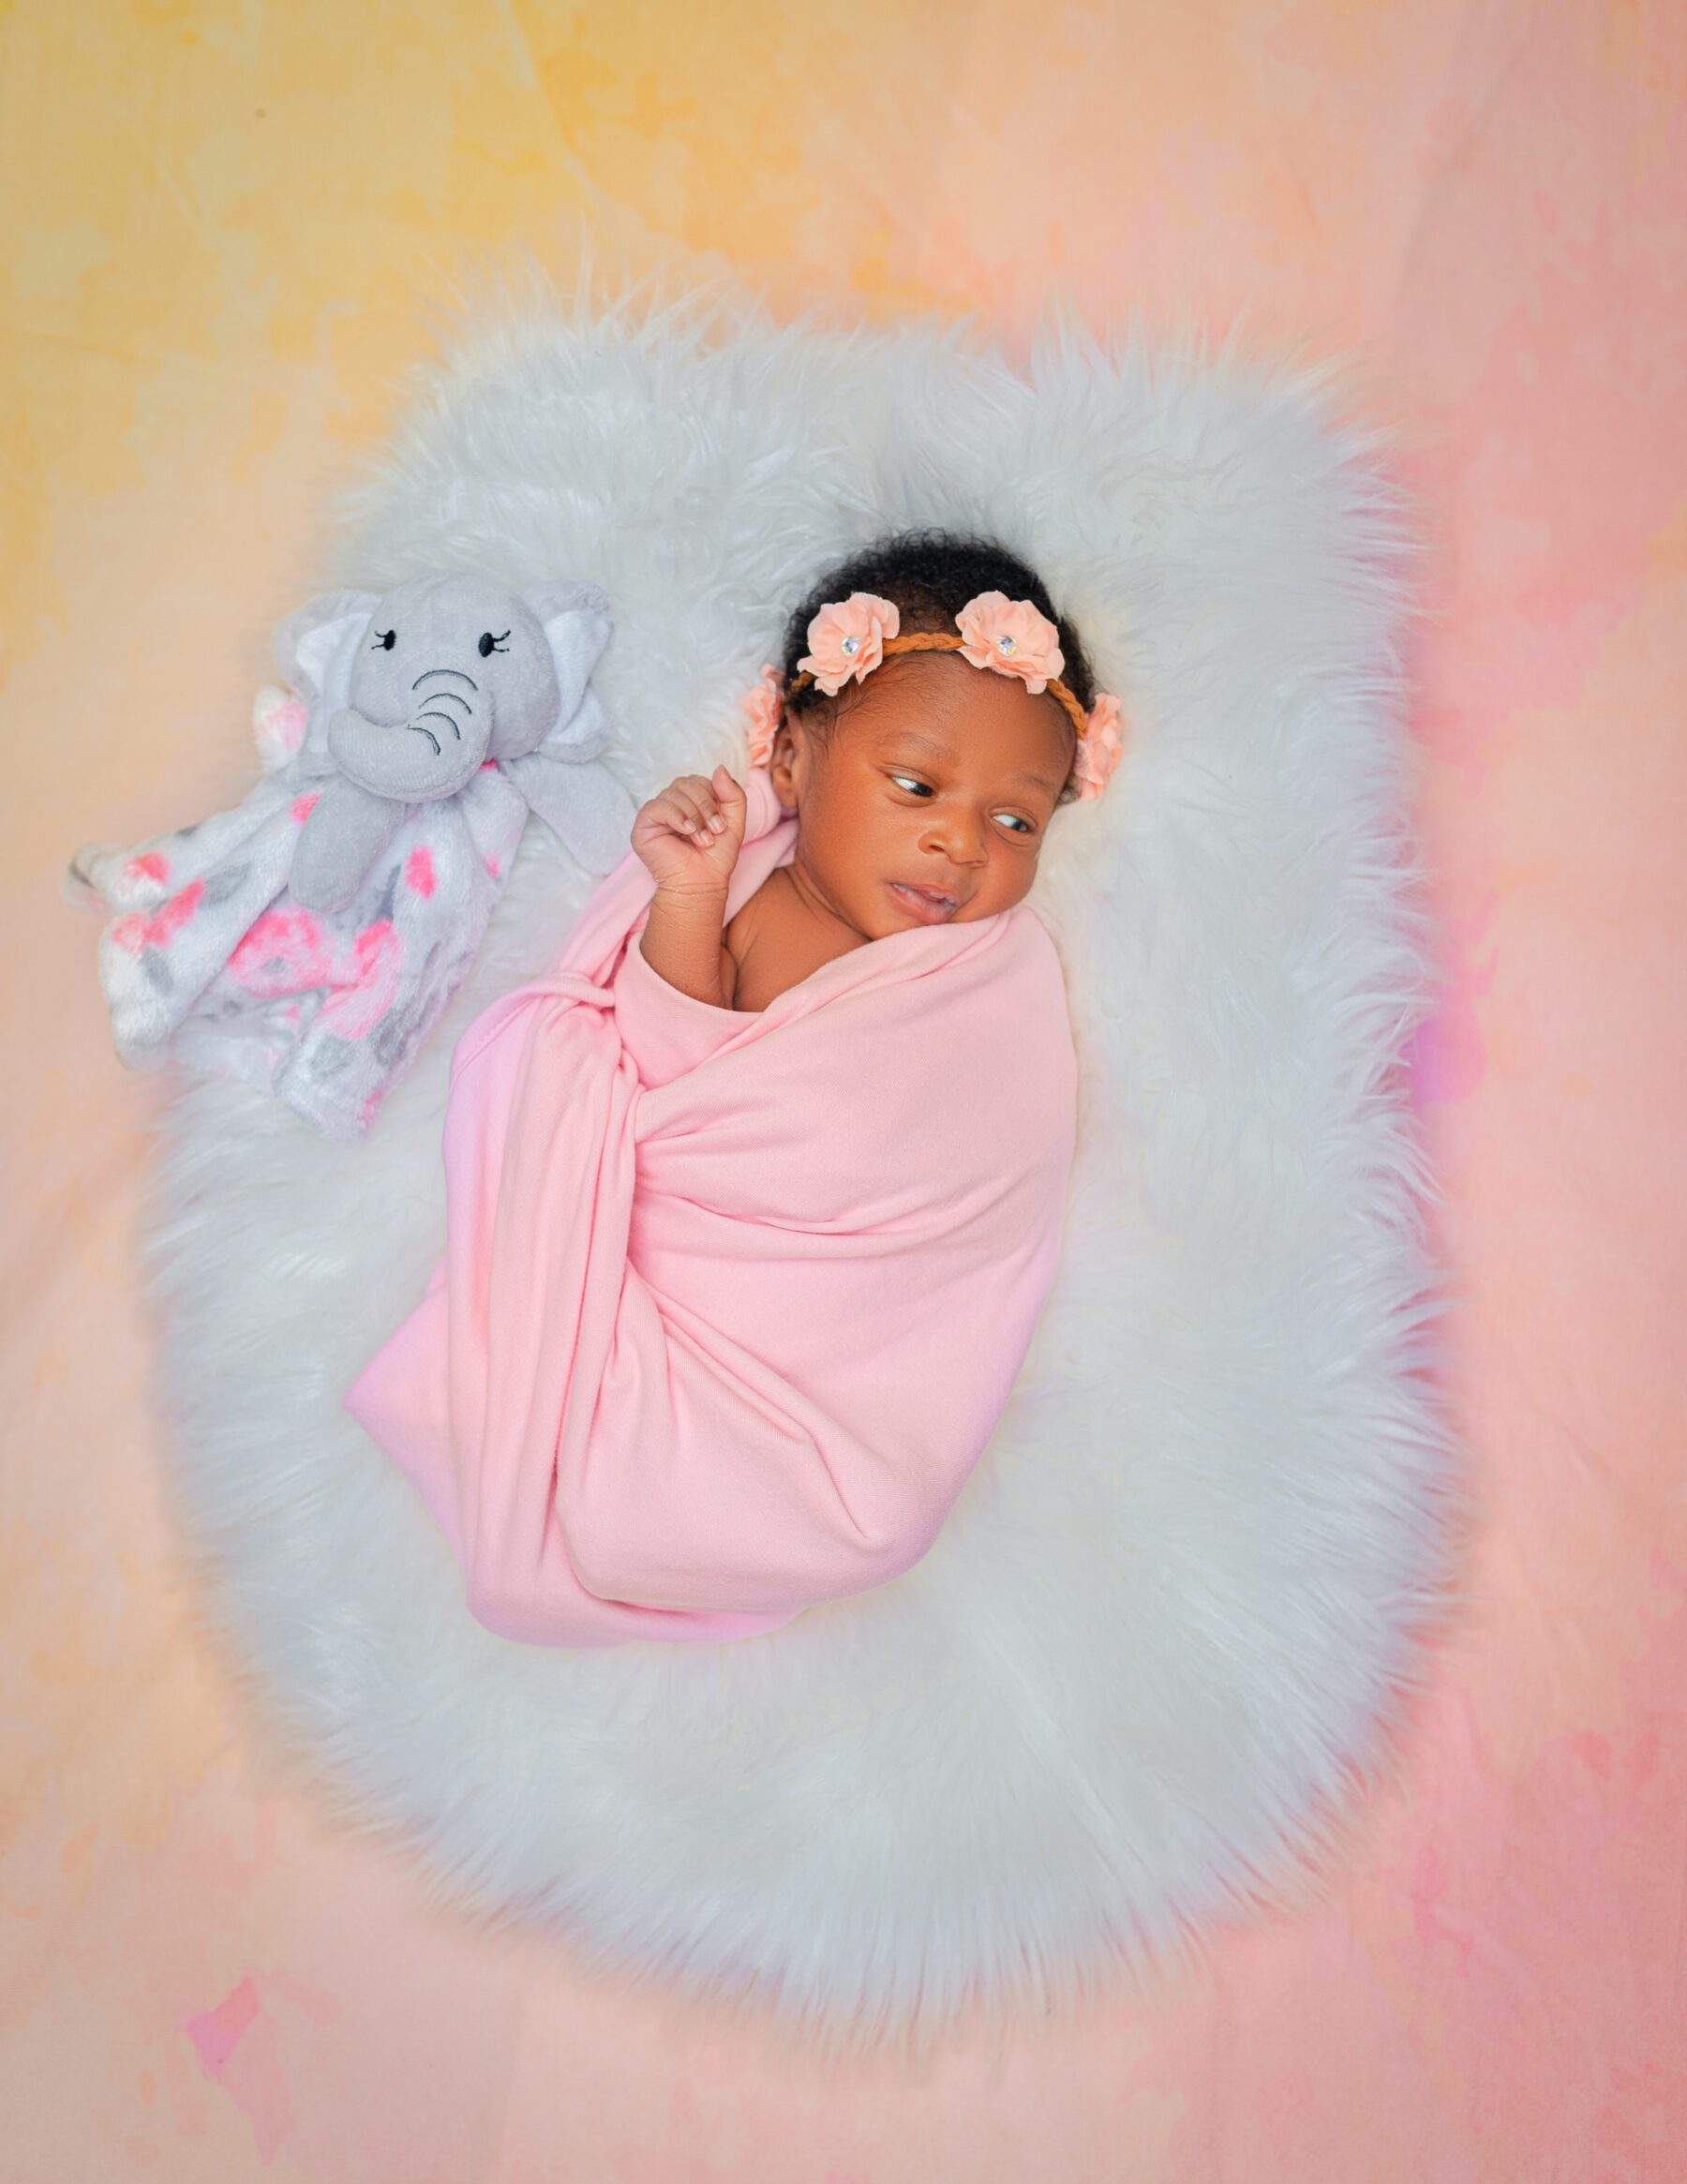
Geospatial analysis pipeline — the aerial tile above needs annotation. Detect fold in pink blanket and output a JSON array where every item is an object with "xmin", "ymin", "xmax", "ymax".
[{"xmin": 343, "ymin": 764, "xmax": 1079, "ymax": 1649}]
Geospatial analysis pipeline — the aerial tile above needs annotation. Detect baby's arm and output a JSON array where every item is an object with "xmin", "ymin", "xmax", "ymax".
[
  {"xmin": 630, "ymin": 768, "xmax": 746, "ymax": 1010},
  {"xmin": 639, "ymin": 887, "xmax": 734, "ymax": 1010},
  {"xmin": 628, "ymin": 769, "xmax": 741, "ymax": 1004}
]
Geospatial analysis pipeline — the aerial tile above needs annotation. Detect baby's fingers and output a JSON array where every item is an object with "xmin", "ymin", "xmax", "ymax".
[
  {"xmin": 656, "ymin": 786, "xmax": 712, "ymax": 836},
  {"xmin": 707, "ymin": 766, "xmax": 745, "ymax": 830},
  {"xmin": 671, "ymin": 773, "xmax": 735, "ymax": 837}
]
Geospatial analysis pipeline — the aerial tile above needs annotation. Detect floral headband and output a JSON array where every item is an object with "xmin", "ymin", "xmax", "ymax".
[{"xmin": 739, "ymin": 591, "xmax": 1125, "ymax": 803}]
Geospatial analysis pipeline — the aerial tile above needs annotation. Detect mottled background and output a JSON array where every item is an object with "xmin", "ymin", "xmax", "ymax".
[{"xmin": 4, "ymin": 3, "xmax": 1683, "ymax": 2177}]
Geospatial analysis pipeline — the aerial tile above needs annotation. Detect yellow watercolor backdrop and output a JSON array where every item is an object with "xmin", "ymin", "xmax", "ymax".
[{"xmin": 4, "ymin": 2, "xmax": 1684, "ymax": 2177}]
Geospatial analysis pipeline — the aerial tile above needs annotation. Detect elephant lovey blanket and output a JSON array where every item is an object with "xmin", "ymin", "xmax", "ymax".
[
  {"xmin": 67, "ymin": 575, "xmax": 636, "ymax": 1142},
  {"xmin": 343, "ymin": 764, "xmax": 1080, "ymax": 1650}
]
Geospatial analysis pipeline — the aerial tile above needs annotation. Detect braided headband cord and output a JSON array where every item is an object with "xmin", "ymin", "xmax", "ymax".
[{"xmin": 787, "ymin": 631, "xmax": 1091, "ymax": 737}]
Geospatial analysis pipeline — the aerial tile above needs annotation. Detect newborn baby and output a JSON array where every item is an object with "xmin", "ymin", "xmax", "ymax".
[{"xmin": 343, "ymin": 527, "xmax": 1125, "ymax": 1649}]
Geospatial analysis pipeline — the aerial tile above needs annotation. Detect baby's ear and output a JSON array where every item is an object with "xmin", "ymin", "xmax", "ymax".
[
  {"xmin": 272, "ymin": 590, "xmax": 381, "ymax": 719},
  {"xmin": 522, "ymin": 580, "xmax": 613, "ymax": 725}
]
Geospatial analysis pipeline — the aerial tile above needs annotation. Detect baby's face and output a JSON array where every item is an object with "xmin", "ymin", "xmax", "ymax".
[{"xmin": 768, "ymin": 651, "xmax": 1073, "ymax": 937}]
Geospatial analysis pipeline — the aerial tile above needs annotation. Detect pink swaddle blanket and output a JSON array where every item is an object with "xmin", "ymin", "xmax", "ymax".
[{"xmin": 344, "ymin": 764, "xmax": 1079, "ymax": 1649}]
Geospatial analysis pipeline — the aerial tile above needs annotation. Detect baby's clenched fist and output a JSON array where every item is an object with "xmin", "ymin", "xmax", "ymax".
[{"xmin": 631, "ymin": 765, "xmax": 747, "ymax": 898}]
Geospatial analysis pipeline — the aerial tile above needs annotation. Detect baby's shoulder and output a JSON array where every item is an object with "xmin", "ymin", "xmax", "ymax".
[
  {"xmin": 724, "ymin": 872, "xmax": 840, "ymax": 1014},
  {"xmin": 995, "ymin": 898, "xmax": 1067, "ymax": 987},
  {"xmin": 721, "ymin": 882, "xmax": 764, "ymax": 1007},
  {"xmin": 722, "ymin": 878, "xmax": 763, "ymax": 961},
  {"xmin": 988, "ymin": 905, "xmax": 1078, "ymax": 1065}
]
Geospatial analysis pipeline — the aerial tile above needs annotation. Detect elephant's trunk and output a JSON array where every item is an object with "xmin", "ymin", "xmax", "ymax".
[{"xmin": 327, "ymin": 674, "xmax": 493, "ymax": 801}]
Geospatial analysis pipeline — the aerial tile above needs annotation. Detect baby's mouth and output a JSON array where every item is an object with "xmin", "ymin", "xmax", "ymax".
[{"xmin": 888, "ymin": 880, "xmax": 961, "ymax": 922}]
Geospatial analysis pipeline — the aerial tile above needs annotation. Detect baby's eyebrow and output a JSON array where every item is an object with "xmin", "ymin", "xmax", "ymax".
[{"xmin": 877, "ymin": 729, "xmax": 1061, "ymax": 794}]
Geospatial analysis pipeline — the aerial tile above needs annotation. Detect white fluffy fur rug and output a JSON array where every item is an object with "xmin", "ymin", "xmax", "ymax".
[{"xmin": 139, "ymin": 280, "xmax": 1463, "ymax": 2057}]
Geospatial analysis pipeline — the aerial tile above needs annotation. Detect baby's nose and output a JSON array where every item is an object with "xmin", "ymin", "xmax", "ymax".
[{"xmin": 928, "ymin": 815, "xmax": 989, "ymax": 861}]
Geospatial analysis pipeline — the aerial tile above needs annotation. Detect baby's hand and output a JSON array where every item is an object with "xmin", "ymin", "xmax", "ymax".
[{"xmin": 631, "ymin": 766, "xmax": 746, "ymax": 899}]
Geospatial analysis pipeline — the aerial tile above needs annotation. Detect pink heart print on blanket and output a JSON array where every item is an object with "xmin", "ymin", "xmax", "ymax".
[{"xmin": 67, "ymin": 574, "xmax": 636, "ymax": 1142}]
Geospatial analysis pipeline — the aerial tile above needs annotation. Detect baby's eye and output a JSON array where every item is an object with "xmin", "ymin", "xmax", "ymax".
[{"xmin": 889, "ymin": 774, "xmax": 1035, "ymax": 836}]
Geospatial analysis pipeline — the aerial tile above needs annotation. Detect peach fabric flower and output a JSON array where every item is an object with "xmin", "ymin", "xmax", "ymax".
[
  {"xmin": 741, "ymin": 664, "xmax": 784, "ymax": 769},
  {"xmin": 955, "ymin": 592, "xmax": 1065, "ymax": 695},
  {"xmin": 1072, "ymin": 692, "xmax": 1124, "ymax": 802},
  {"xmin": 798, "ymin": 592, "xmax": 901, "ymax": 696}
]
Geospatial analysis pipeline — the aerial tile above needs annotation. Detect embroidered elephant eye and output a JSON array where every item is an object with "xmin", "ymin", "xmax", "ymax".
[
  {"xmin": 372, "ymin": 629, "xmax": 396, "ymax": 651},
  {"xmin": 479, "ymin": 630, "xmax": 510, "ymax": 657}
]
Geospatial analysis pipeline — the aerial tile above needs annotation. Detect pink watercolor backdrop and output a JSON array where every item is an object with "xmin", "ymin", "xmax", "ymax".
[{"xmin": 3, "ymin": 2, "xmax": 1683, "ymax": 2177}]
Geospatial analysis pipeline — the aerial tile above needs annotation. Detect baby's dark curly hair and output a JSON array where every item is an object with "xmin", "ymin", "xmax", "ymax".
[{"xmin": 778, "ymin": 530, "xmax": 1097, "ymax": 806}]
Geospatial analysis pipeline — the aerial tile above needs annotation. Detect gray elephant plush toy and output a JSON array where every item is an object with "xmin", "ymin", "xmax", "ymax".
[
  {"xmin": 67, "ymin": 573, "xmax": 636, "ymax": 1142},
  {"xmin": 284, "ymin": 572, "xmax": 629, "ymax": 911}
]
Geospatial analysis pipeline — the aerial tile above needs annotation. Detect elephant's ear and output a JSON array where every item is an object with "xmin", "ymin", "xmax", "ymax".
[
  {"xmin": 506, "ymin": 738, "xmax": 637, "ymax": 877},
  {"xmin": 523, "ymin": 580, "xmax": 614, "ymax": 755},
  {"xmin": 271, "ymin": 590, "xmax": 381, "ymax": 755}
]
